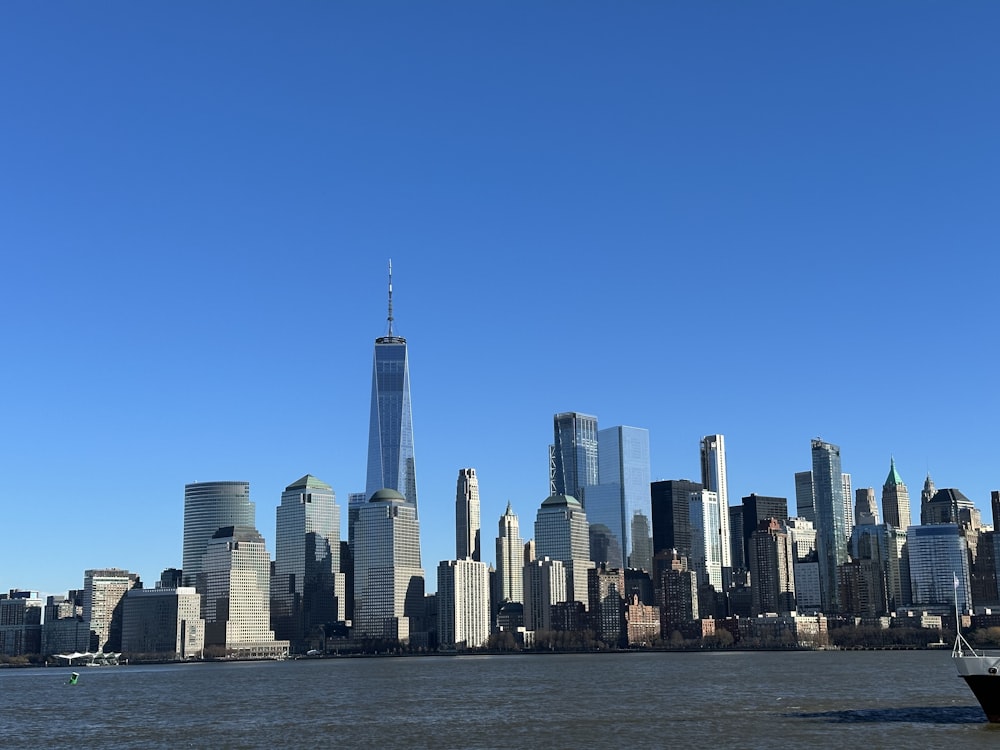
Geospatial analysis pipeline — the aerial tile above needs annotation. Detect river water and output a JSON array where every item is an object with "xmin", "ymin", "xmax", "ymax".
[{"xmin": 1, "ymin": 650, "xmax": 998, "ymax": 749}]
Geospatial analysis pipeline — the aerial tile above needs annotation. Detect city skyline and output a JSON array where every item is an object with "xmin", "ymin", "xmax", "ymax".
[{"xmin": 3, "ymin": 4, "xmax": 1000, "ymax": 596}]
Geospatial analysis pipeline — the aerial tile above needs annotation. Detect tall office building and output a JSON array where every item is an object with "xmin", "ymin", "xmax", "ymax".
[
  {"xmin": 588, "ymin": 565, "xmax": 626, "ymax": 647},
  {"xmin": 812, "ymin": 439, "xmax": 848, "ymax": 613},
  {"xmin": 699, "ymin": 434, "xmax": 733, "ymax": 585},
  {"xmin": 353, "ymin": 488, "xmax": 425, "ymax": 641},
  {"xmin": 495, "ymin": 502, "xmax": 524, "ymax": 604},
  {"xmin": 365, "ymin": 262, "xmax": 418, "ymax": 512},
  {"xmin": 522, "ymin": 557, "xmax": 567, "ymax": 632},
  {"xmin": 83, "ymin": 568, "xmax": 141, "ymax": 652},
  {"xmin": 854, "ymin": 488, "xmax": 878, "ymax": 526},
  {"xmin": 182, "ymin": 481, "xmax": 255, "ymax": 590},
  {"xmin": 907, "ymin": 524, "xmax": 970, "ymax": 610},
  {"xmin": 272, "ymin": 475, "xmax": 344, "ymax": 649},
  {"xmin": 437, "ymin": 559, "xmax": 491, "ymax": 649},
  {"xmin": 849, "ymin": 523, "xmax": 910, "ymax": 614},
  {"xmin": 749, "ymin": 519, "xmax": 796, "ymax": 615},
  {"xmin": 740, "ymin": 494, "xmax": 789, "ymax": 570},
  {"xmin": 630, "ymin": 512, "xmax": 653, "ymax": 573},
  {"xmin": 456, "ymin": 468, "xmax": 481, "ymax": 561},
  {"xmin": 650, "ymin": 480, "xmax": 701, "ymax": 559},
  {"xmin": 534, "ymin": 494, "xmax": 593, "ymax": 607},
  {"xmin": 794, "ymin": 471, "xmax": 815, "ymax": 524},
  {"xmin": 585, "ymin": 426, "xmax": 651, "ymax": 571},
  {"xmin": 549, "ymin": 412, "xmax": 599, "ymax": 503},
  {"xmin": 203, "ymin": 526, "xmax": 288, "ymax": 657},
  {"xmin": 729, "ymin": 506, "xmax": 746, "ymax": 572}
]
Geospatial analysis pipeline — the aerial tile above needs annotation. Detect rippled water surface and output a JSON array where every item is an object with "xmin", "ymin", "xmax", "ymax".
[{"xmin": 2, "ymin": 650, "xmax": 998, "ymax": 749}]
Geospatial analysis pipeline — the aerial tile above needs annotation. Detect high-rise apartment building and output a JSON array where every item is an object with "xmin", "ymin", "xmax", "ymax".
[
  {"xmin": 203, "ymin": 525, "xmax": 288, "ymax": 657},
  {"xmin": 585, "ymin": 426, "xmax": 651, "ymax": 570},
  {"xmin": 272, "ymin": 475, "xmax": 344, "ymax": 650},
  {"xmin": 535, "ymin": 493, "xmax": 593, "ymax": 607},
  {"xmin": 182, "ymin": 481, "xmax": 255, "ymax": 590},
  {"xmin": 83, "ymin": 568, "xmax": 141, "ymax": 652},
  {"xmin": 437, "ymin": 559, "xmax": 491, "ymax": 649},
  {"xmin": 700, "ymin": 434, "xmax": 733, "ymax": 585},
  {"xmin": 365, "ymin": 263, "xmax": 418, "ymax": 512},
  {"xmin": 812, "ymin": 439, "xmax": 848, "ymax": 613},
  {"xmin": 689, "ymin": 490, "xmax": 724, "ymax": 592},
  {"xmin": 650, "ymin": 480, "xmax": 701, "ymax": 559},
  {"xmin": 588, "ymin": 565, "xmax": 626, "ymax": 647},
  {"xmin": 0, "ymin": 591, "xmax": 42, "ymax": 656},
  {"xmin": 749, "ymin": 519, "xmax": 796, "ymax": 615},
  {"xmin": 353, "ymin": 488, "xmax": 425, "ymax": 641},
  {"xmin": 740, "ymin": 494, "xmax": 789, "ymax": 570},
  {"xmin": 549, "ymin": 412, "xmax": 599, "ymax": 503},
  {"xmin": 455, "ymin": 468, "xmax": 481, "ymax": 561},
  {"xmin": 495, "ymin": 502, "xmax": 524, "ymax": 605},
  {"xmin": 522, "ymin": 557, "xmax": 566, "ymax": 632}
]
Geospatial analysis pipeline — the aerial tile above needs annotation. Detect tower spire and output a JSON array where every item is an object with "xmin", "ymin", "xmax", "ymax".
[{"xmin": 387, "ymin": 259, "xmax": 394, "ymax": 337}]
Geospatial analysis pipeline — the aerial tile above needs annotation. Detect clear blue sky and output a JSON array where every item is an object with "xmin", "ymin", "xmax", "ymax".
[{"xmin": 2, "ymin": 2, "xmax": 998, "ymax": 596}]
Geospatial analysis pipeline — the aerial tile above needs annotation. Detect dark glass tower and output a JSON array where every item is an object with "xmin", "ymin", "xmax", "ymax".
[{"xmin": 365, "ymin": 262, "xmax": 418, "ymax": 513}]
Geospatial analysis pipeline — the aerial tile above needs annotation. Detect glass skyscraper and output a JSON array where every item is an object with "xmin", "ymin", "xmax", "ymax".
[
  {"xmin": 272, "ymin": 474, "xmax": 343, "ymax": 648},
  {"xmin": 811, "ymin": 438, "xmax": 848, "ymax": 613},
  {"xmin": 182, "ymin": 481, "xmax": 255, "ymax": 590},
  {"xmin": 549, "ymin": 412, "xmax": 599, "ymax": 503},
  {"xmin": 365, "ymin": 263, "xmax": 417, "ymax": 512},
  {"xmin": 585, "ymin": 425, "xmax": 651, "ymax": 570},
  {"xmin": 699, "ymin": 434, "xmax": 733, "ymax": 585}
]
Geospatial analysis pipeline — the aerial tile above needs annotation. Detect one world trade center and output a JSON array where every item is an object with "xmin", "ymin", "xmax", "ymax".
[{"xmin": 365, "ymin": 261, "xmax": 418, "ymax": 514}]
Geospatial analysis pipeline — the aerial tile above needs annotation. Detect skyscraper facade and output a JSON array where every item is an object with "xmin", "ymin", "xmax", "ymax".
[
  {"xmin": 203, "ymin": 525, "xmax": 288, "ymax": 657},
  {"xmin": 740, "ymin": 494, "xmax": 789, "ymax": 570},
  {"xmin": 749, "ymin": 519, "xmax": 796, "ymax": 615},
  {"xmin": 495, "ymin": 502, "xmax": 524, "ymax": 605},
  {"xmin": 182, "ymin": 481, "xmax": 255, "ymax": 590},
  {"xmin": 437, "ymin": 559, "xmax": 491, "ymax": 649},
  {"xmin": 699, "ymin": 434, "xmax": 733, "ymax": 584},
  {"xmin": 121, "ymin": 587, "xmax": 204, "ymax": 658},
  {"xmin": 812, "ymin": 439, "xmax": 848, "ymax": 613},
  {"xmin": 455, "ymin": 468, "xmax": 481, "ymax": 561},
  {"xmin": 794, "ymin": 471, "xmax": 815, "ymax": 524},
  {"xmin": 907, "ymin": 523, "xmax": 970, "ymax": 610},
  {"xmin": 272, "ymin": 474, "xmax": 344, "ymax": 649},
  {"xmin": 353, "ymin": 488, "xmax": 425, "ymax": 641},
  {"xmin": 854, "ymin": 487, "xmax": 878, "ymax": 526},
  {"xmin": 586, "ymin": 425, "xmax": 651, "ymax": 571},
  {"xmin": 688, "ymin": 490, "xmax": 724, "ymax": 592},
  {"xmin": 549, "ymin": 412, "xmax": 599, "ymax": 503},
  {"xmin": 534, "ymin": 494, "xmax": 593, "ymax": 606},
  {"xmin": 882, "ymin": 458, "xmax": 910, "ymax": 531},
  {"xmin": 522, "ymin": 557, "xmax": 566, "ymax": 632},
  {"xmin": 650, "ymin": 479, "xmax": 701, "ymax": 559},
  {"xmin": 83, "ymin": 568, "xmax": 141, "ymax": 652},
  {"xmin": 365, "ymin": 263, "xmax": 417, "ymax": 512}
]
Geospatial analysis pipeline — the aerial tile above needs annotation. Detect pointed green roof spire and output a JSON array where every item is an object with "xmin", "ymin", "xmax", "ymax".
[{"xmin": 884, "ymin": 457, "xmax": 904, "ymax": 488}]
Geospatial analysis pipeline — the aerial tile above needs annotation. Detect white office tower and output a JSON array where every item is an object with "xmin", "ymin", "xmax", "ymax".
[
  {"xmin": 203, "ymin": 525, "xmax": 288, "ymax": 657},
  {"xmin": 496, "ymin": 502, "xmax": 524, "ymax": 604},
  {"xmin": 437, "ymin": 559, "xmax": 491, "ymax": 649}
]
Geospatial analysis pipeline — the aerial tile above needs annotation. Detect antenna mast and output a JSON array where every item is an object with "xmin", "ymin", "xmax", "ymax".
[{"xmin": 387, "ymin": 259, "xmax": 394, "ymax": 337}]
